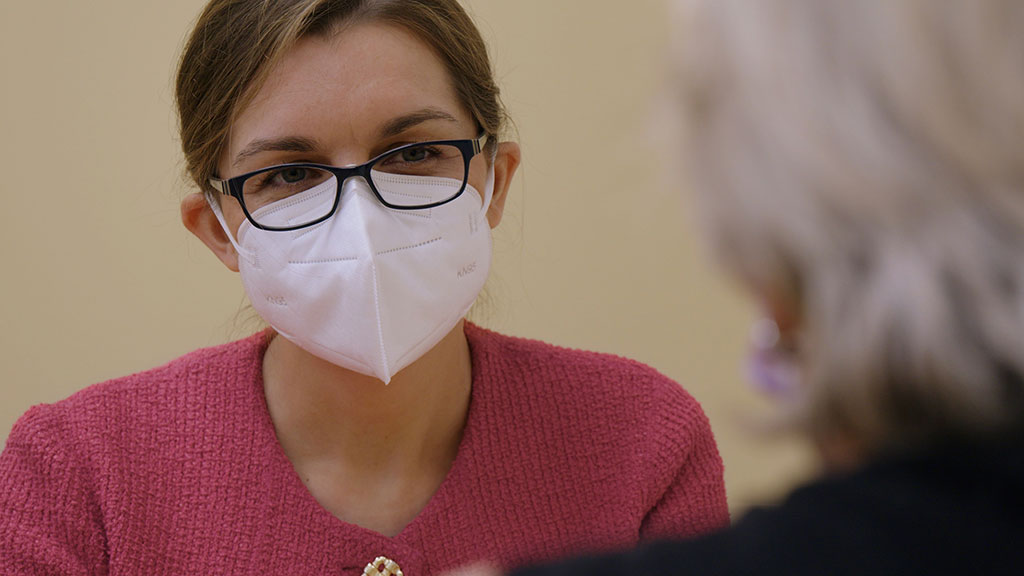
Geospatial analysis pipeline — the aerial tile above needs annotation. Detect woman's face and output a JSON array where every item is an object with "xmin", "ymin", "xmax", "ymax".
[{"xmin": 188, "ymin": 21, "xmax": 517, "ymax": 267}]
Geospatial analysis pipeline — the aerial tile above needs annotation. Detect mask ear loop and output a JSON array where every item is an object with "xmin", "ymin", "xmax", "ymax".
[
  {"xmin": 476, "ymin": 146, "xmax": 498, "ymax": 221},
  {"xmin": 204, "ymin": 191, "xmax": 249, "ymax": 258}
]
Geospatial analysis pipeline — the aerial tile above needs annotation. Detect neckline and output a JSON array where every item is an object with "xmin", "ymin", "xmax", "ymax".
[{"xmin": 248, "ymin": 325, "xmax": 486, "ymax": 543}]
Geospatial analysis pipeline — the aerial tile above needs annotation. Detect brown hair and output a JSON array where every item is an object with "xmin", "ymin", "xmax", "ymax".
[{"xmin": 175, "ymin": 0, "xmax": 506, "ymax": 191}]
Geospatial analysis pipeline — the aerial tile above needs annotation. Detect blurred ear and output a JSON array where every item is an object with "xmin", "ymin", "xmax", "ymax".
[
  {"xmin": 764, "ymin": 287, "xmax": 801, "ymax": 338},
  {"xmin": 486, "ymin": 141, "xmax": 521, "ymax": 229},
  {"xmin": 181, "ymin": 193, "xmax": 239, "ymax": 272}
]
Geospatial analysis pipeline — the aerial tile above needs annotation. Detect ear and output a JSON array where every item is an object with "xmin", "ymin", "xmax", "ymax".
[
  {"xmin": 763, "ymin": 287, "xmax": 801, "ymax": 339},
  {"xmin": 181, "ymin": 193, "xmax": 240, "ymax": 272},
  {"xmin": 486, "ymin": 141, "xmax": 521, "ymax": 229}
]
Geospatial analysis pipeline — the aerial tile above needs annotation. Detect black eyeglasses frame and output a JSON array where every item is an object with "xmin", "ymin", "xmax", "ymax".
[{"xmin": 207, "ymin": 134, "xmax": 488, "ymax": 232}]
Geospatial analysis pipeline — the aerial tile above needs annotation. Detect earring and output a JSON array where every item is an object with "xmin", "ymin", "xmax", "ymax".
[{"xmin": 746, "ymin": 317, "xmax": 801, "ymax": 399}]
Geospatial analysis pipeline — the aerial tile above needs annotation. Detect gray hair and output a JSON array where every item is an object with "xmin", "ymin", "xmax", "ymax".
[{"xmin": 673, "ymin": 0, "xmax": 1024, "ymax": 453}]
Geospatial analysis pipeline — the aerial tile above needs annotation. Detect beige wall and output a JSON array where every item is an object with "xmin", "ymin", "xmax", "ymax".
[{"xmin": 0, "ymin": 0, "xmax": 813, "ymax": 514}]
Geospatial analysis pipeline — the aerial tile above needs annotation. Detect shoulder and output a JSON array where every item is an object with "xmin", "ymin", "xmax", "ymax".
[
  {"xmin": 467, "ymin": 322, "xmax": 706, "ymax": 427},
  {"xmin": 466, "ymin": 323, "xmax": 690, "ymax": 400},
  {"xmin": 68, "ymin": 331, "xmax": 263, "ymax": 404},
  {"xmin": 5, "ymin": 332, "xmax": 269, "ymax": 458},
  {"xmin": 466, "ymin": 323, "xmax": 720, "ymax": 508}
]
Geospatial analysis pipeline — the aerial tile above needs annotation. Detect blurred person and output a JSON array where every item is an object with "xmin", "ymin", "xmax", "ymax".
[
  {"xmin": 460, "ymin": 0, "xmax": 1024, "ymax": 575},
  {"xmin": 0, "ymin": 1, "xmax": 729, "ymax": 574}
]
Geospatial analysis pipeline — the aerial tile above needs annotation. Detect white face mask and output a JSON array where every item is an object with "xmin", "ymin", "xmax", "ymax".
[{"xmin": 209, "ymin": 168, "xmax": 494, "ymax": 383}]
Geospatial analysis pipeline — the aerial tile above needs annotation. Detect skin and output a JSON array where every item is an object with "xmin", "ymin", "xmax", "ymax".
[
  {"xmin": 758, "ymin": 287, "xmax": 864, "ymax": 471},
  {"xmin": 180, "ymin": 22, "xmax": 521, "ymax": 537}
]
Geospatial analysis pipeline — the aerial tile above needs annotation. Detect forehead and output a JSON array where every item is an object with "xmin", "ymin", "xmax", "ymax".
[{"xmin": 225, "ymin": 22, "xmax": 469, "ymax": 159}]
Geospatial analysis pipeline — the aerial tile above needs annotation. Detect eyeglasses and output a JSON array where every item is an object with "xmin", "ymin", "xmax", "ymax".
[{"xmin": 208, "ymin": 134, "xmax": 488, "ymax": 231}]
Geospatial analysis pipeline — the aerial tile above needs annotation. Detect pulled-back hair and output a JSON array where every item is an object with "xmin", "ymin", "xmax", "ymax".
[{"xmin": 176, "ymin": 0, "xmax": 506, "ymax": 192}]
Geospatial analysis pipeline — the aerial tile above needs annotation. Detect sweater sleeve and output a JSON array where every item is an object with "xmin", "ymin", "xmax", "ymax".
[
  {"xmin": 0, "ymin": 405, "xmax": 108, "ymax": 575},
  {"xmin": 638, "ymin": 391, "xmax": 730, "ymax": 541}
]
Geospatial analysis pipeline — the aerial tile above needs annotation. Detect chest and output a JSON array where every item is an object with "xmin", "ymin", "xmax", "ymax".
[
  {"xmin": 102, "ymin": 465, "xmax": 642, "ymax": 576},
  {"xmin": 295, "ymin": 463, "xmax": 446, "ymax": 538}
]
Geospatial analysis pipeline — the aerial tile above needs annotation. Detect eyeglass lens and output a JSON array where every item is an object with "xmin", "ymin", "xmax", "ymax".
[{"xmin": 241, "ymin": 142, "xmax": 467, "ymax": 229}]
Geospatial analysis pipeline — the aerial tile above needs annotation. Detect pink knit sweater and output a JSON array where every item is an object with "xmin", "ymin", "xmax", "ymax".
[{"xmin": 0, "ymin": 324, "xmax": 728, "ymax": 575}]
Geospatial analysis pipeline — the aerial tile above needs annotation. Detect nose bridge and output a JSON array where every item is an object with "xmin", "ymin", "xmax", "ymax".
[
  {"xmin": 333, "ymin": 170, "xmax": 379, "ymax": 219},
  {"xmin": 332, "ymin": 163, "xmax": 371, "ymax": 192},
  {"xmin": 339, "ymin": 169, "xmax": 375, "ymax": 198}
]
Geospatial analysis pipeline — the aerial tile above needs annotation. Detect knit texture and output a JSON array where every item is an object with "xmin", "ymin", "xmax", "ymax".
[{"xmin": 0, "ymin": 323, "xmax": 728, "ymax": 575}]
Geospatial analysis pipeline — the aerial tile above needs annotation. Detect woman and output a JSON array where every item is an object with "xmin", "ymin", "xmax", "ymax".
[
  {"xmin": 0, "ymin": 1, "xmax": 728, "ymax": 574},
  {"xmin": 479, "ymin": 0, "xmax": 1024, "ymax": 574}
]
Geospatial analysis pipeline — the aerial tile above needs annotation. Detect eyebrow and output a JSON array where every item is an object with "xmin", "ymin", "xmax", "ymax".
[
  {"xmin": 233, "ymin": 136, "xmax": 321, "ymax": 167},
  {"xmin": 231, "ymin": 108, "xmax": 459, "ymax": 167},
  {"xmin": 379, "ymin": 108, "xmax": 459, "ymax": 139}
]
